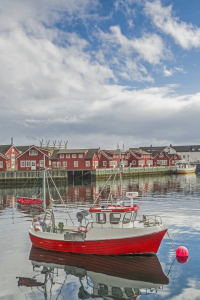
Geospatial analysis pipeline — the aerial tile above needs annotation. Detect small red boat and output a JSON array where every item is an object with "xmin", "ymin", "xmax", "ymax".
[{"xmin": 17, "ymin": 197, "xmax": 43, "ymax": 205}]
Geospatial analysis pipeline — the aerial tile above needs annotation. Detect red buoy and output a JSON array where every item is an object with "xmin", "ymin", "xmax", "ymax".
[
  {"xmin": 176, "ymin": 246, "xmax": 189, "ymax": 257},
  {"xmin": 176, "ymin": 246, "xmax": 189, "ymax": 264}
]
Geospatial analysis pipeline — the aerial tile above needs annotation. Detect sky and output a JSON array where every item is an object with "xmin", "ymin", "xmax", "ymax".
[{"xmin": 1, "ymin": 0, "xmax": 200, "ymax": 149}]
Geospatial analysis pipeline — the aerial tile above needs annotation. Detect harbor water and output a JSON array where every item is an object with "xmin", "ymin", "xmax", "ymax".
[{"xmin": 0, "ymin": 173, "xmax": 200, "ymax": 299}]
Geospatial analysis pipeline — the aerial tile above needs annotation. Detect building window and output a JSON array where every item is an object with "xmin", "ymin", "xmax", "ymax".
[
  {"xmin": 72, "ymin": 154, "xmax": 76, "ymax": 158},
  {"xmin": 86, "ymin": 161, "xmax": 90, "ymax": 167},
  {"xmin": 139, "ymin": 160, "xmax": 144, "ymax": 165},
  {"xmin": 148, "ymin": 160, "xmax": 153, "ymax": 165},
  {"xmin": 95, "ymin": 161, "xmax": 98, "ymax": 167},
  {"xmin": 74, "ymin": 161, "xmax": 78, "ymax": 167},
  {"xmin": 109, "ymin": 161, "xmax": 117, "ymax": 167},
  {"xmin": 11, "ymin": 154, "xmax": 15, "ymax": 159},
  {"xmin": 52, "ymin": 162, "xmax": 56, "ymax": 167},
  {"xmin": 29, "ymin": 150, "xmax": 38, "ymax": 156},
  {"xmin": 57, "ymin": 162, "xmax": 61, "ymax": 167},
  {"xmin": 172, "ymin": 160, "xmax": 174, "ymax": 164},
  {"xmin": 183, "ymin": 155, "xmax": 185, "ymax": 159},
  {"xmin": 26, "ymin": 161, "xmax": 31, "ymax": 167},
  {"xmin": 160, "ymin": 154, "xmax": 164, "ymax": 158},
  {"xmin": 132, "ymin": 160, "xmax": 136, "ymax": 165},
  {"xmin": 0, "ymin": 162, "xmax": 3, "ymax": 168},
  {"xmin": 123, "ymin": 160, "xmax": 128, "ymax": 166},
  {"xmin": 103, "ymin": 161, "xmax": 107, "ymax": 167},
  {"xmin": 7, "ymin": 163, "xmax": 10, "ymax": 168},
  {"xmin": 66, "ymin": 154, "xmax": 70, "ymax": 158},
  {"xmin": 63, "ymin": 161, "xmax": 67, "ymax": 167},
  {"xmin": 7, "ymin": 155, "xmax": 10, "ymax": 159},
  {"xmin": 79, "ymin": 154, "xmax": 83, "ymax": 158},
  {"xmin": 126, "ymin": 153, "xmax": 130, "ymax": 158},
  {"xmin": 20, "ymin": 161, "xmax": 25, "ymax": 167},
  {"xmin": 174, "ymin": 155, "xmax": 177, "ymax": 159},
  {"xmin": 39, "ymin": 160, "xmax": 44, "ymax": 167},
  {"xmin": 60, "ymin": 154, "xmax": 64, "ymax": 159},
  {"xmin": 12, "ymin": 148, "xmax": 14, "ymax": 153},
  {"xmin": 157, "ymin": 160, "xmax": 160, "ymax": 164},
  {"xmin": 122, "ymin": 155, "xmax": 124, "ymax": 158}
]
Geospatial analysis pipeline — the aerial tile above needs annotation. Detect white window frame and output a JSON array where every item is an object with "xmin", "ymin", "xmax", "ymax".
[
  {"xmin": 86, "ymin": 161, "xmax": 90, "ymax": 167},
  {"xmin": 72, "ymin": 154, "xmax": 76, "ymax": 158},
  {"xmin": 103, "ymin": 161, "xmax": 107, "ymax": 167},
  {"xmin": 0, "ymin": 161, "xmax": 3, "ymax": 168},
  {"xmin": 57, "ymin": 162, "xmax": 61, "ymax": 167},
  {"xmin": 7, "ymin": 155, "xmax": 10, "ymax": 159},
  {"xmin": 20, "ymin": 161, "xmax": 25, "ymax": 167},
  {"xmin": 132, "ymin": 160, "xmax": 136, "ymax": 165},
  {"xmin": 39, "ymin": 160, "xmax": 44, "ymax": 167},
  {"xmin": 7, "ymin": 163, "xmax": 10, "ymax": 168},
  {"xmin": 60, "ymin": 154, "xmax": 64, "ymax": 159},
  {"xmin": 66, "ymin": 154, "xmax": 70, "ymax": 158},
  {"xmin": 79, "ymin": 154, "xmax": 83, "ymax": 158},
  {"xmin": 63, "ymin": 161, "xmax": 67, "ymax": 167},
  {"xmin": 29, "ymin": 150, "xmax": 38, "ymax": 156},
  {"xmin": 52, "ymin": 162, "xmax": 56, "ymax": 167},
  {"xmin": 139, "ymin": 160, "xmax": 144, "ymax": 165},
  {"xmin": 95, "ymin": 161, "xmax": 98, "ymax": 167},
  {"xmin": 26, "ymin": 161, "xmax": 31, "ymax": 167},
  {"xmin": 74, "ymin": 161, "xmax": 78, "ymax": 167}
]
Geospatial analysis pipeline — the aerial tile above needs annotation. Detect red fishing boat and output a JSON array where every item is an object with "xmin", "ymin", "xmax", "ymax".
[
  {"xmin": 17, "ymin": 197, "xmax": 43, "ymax": 205},
  {"xmin": 29, "ymin": 150, "xmax": 168, "ymax": 255}
]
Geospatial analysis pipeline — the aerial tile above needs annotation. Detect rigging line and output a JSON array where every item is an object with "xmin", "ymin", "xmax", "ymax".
[
  {"xmin": 47, "ymin": 170, "xmax": 74, "ymax": 225},
  {"xmin": 166, "ymin": 256, "xmax": 176, "ymax": 277},
  {"xmin": 167, "ymin": 231, "xmax": 176, "ymax": 251},
  {"xmin": 75, "ymin": 171, "xmax": 91, "ymax": 179},
  {"xmin": 16, "ymin": 177, "xmax": 30, "ymax": 197},
  {"xmin": 55, "ymin": 275, "xmax": 68, "ymax": 300},
  {"xmin": 92, "ymin": 162, "xmax": 120, "ymax": 207},
  {"xmin": 108, "ymin": 171, "xmax": 117, "ymax": 205}
]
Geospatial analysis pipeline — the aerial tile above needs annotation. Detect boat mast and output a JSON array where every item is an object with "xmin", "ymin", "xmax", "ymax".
[
  {"xmin": 119, "ymin": 148, "xmax": 122, "ymax": 199},
  {"xmin": 43, "ymin": 153, "xmax": 46, "ymax": 209}
]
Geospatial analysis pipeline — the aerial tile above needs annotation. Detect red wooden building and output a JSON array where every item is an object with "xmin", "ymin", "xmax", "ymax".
[
  {"xmin": 0, "ymin": 153, "xmax": 7, "ymax": 171},
  {"xmin": 126, "ymin": 150, "xmax": 153, "ymax": 167},
  {"xmin": 98, "ymin": 150, "xmax": 126, "ymax": 168},
  {"xmin": 152, "ymin": 151, "xmax": 181, "ymax": 166},
  {"xmin": 16, "ymin": 145, "xmax": 50, "ymax": 171},
  {"xmin": 51, "ymin": 149, "xmax": 100, "ymax": 170}
]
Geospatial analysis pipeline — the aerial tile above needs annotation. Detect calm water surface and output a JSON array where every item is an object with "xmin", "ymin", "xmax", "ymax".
[{"xmin": 0, "ymin": 174, "xmax": 200, "ymax": 300}]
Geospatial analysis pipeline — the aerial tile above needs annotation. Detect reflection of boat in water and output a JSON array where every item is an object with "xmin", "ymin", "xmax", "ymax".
[
  {"xmin": 175, "ymin": 162, "xmax": 196, "ymax": 174},
  {"xmin": 19, "ymin": 246, "xmax": 169, "ymax": 299}
]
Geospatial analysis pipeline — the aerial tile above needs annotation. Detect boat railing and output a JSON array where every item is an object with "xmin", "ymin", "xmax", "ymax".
[{"xmin": 138, "ymin": 215, "xmax": 162, "ymax": 226}]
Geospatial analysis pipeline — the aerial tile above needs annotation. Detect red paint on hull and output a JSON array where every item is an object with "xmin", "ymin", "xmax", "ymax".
[{"xmin": 29, "ymin": 229, "xmax": 167, "ymax": 255}]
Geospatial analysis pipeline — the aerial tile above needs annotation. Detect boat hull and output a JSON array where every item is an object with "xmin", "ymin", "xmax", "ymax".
[
  {"xmin": 29, "ymin": 228, "xmax": 167, "ymax": 255},
  {"xmin": 174, "ymin": 168, "xmax": 196, "ymax": 174}
]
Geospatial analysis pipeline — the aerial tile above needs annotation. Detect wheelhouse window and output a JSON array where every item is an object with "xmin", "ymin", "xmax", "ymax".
[
  {"xmin": 96, "ymin": 213, "xmax": 106, "ymax": 224},
  {"xmin": 123, "ymin": 212, "xmax": 132, "ymax": 224},
  {"xmin": 110, "ymin": 213, "xmax": 121, "ymax": 224},
  {"xmin": 98, "ymin": 284, "xmax": 108, "ymax": 296}
]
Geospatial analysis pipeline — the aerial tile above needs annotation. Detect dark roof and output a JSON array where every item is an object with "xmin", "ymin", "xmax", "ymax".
[
  {"xmin": 130, "ymin": 149, "xmax": 151, "ymax": 155},
  {"xmin": 137, "ymin": 146, "xmax": 167, "ymax": 152},
  {"xmin": 51, "ymin": 150, "xmax": 60, "ymax": 161},
  {"xmin": 172, "ymin": 145, "xmax": 200, "ymax": 152},
  {"xmin": 17, "ymin": 146, "xmax": 30, "ymax": 153},
  {"xmin": 103, "ymin": 149, "xmax": 126, "ymax": 154},
  {"xmin": 0, "ymin": 145, "xmax": 12, "ymax": 155},
  {"xmin": 84, "ymin": 149, "xmax": 99, "ymax": 160},
  {"xmin": 150, "ymin": 150, "xmax": 165, "ymax": 158},
  {"xmin": 58, "ymin": 149, "xmax": 88, "ymax": 154}
]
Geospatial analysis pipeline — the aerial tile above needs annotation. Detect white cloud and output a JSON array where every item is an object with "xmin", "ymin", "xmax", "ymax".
[
  {"xmin": 145, "ymin": 0, "xmax": 200, "ymax": 50},
  {"xmin": 99, "ymin": 25, "xmax": 168, "ymax": 65},
  {"xmin": 163, "ymin": 65, "xmax": 173, "ymax": 77}
]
